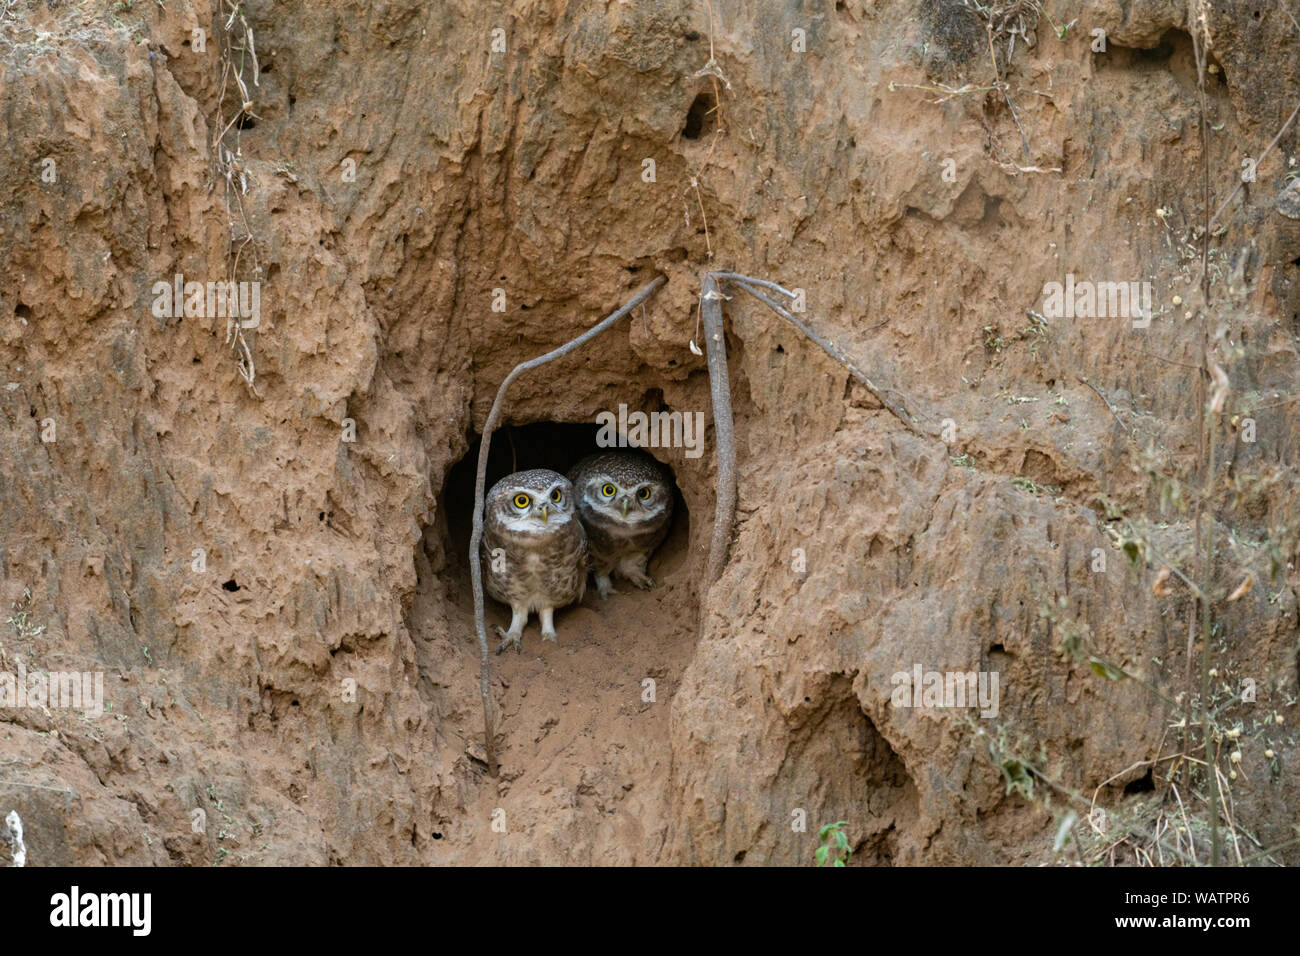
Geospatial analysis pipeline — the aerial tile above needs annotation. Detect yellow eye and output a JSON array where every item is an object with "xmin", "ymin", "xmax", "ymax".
[
  {"xmin": 638, "ymin": 487, "xmax": 651, "ymax": 501},
  {"xmin": 550, "ymin": 488, "xmax": 563, "ymax": 504},
  {"xmin": 513, "ymin": 493, "xmax": 530, "ymax": 509},
  {"xmin": 601, "ymin": 483, "xmax": 616, "ymax": 498}
]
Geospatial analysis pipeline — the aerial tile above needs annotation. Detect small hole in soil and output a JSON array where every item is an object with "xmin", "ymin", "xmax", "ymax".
[
  {"xmin": 683, "ymin": 91, "xmax": 716, "ymax": 140},
  {"xmin": 222, "ymin": 579, "xmax": 241, "ymax": 592},
  {"xmin": 236, "ymin": 113, "xmax": 257, "ymax": 130},
  {"xmin": 1124, "ymin": 769, "xmax": 1155, "ymax": 794},
  {"xmin": 432, "ymin": 832, "xmax": 443, "ymax": 839},
  {"xmin": 15, "ymin": 303, "xmax": 33, "ymax": 320}
]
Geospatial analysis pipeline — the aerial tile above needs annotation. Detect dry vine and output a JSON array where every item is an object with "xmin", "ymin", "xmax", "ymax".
[
  {"xmin": 698, "ymin": 270, "xmax": 935, "ymax": 592},
  {"xmin": 212, "ymin": 0, "xmax": 263, "ymax": 393}
]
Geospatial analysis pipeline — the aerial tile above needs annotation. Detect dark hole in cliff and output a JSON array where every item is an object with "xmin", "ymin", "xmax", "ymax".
[
  {"xmin": 15, "ymin": 302, "xmax": 33, "ymax": 321},
  {"xmin": 237, "ymin": 113, "xmax": 257, "ymax": 130},
  {"xmin": 434, "ymin": 421, "xmax": 690, "ymax": 615},
  {"xmin": 1124, "ymin": 769, "xmax": 1155, "ymax": 795},
  {"xmin": 222, "ymin": 579, "xmax": 240, "ymax": 592},
  {"xmin": 1098, "ymin": 28, "xmax": 1220, "ymax": 87},
  {"xmin": 1136, "ymin": 34, "xmax": 1178, "ymax": 64},
  {"xmin": 683, "ymin": 91, "xmax": 716, "ymax": 140}
]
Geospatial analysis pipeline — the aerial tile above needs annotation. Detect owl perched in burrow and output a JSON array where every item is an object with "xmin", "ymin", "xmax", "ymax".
[
  {"xmin": 567, "ymin": 450, "xmax": 674, "ymax": 599},
  {"xmin": 482, "ymin": 469, "xmax": 587, "ymax": 654}
]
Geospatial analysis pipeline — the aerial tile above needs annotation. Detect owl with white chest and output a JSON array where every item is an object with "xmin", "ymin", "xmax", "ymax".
[
  {"xmin": 482, "ymin": 468, "xmax": 587, "ymax": 653},
  {"xmin": 567, "ymin": 451, "xmax": 673, "ymax": 599}
]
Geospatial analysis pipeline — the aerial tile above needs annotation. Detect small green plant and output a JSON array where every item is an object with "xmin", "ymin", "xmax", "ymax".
[{"xmin": 815, "ymin": 821, "xmax": 851, "ymax": 867}]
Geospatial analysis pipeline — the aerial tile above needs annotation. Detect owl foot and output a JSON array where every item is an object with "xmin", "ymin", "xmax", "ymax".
[
  {"xmin": 539, "ymin": 608, "xmax": 558, "ymax": 643},
  {"xmin": 594, "ymin": 573, "xmax": 619, "ymax": 600},
  {"xmin": 626, "ymin": 570, "xmax": 657, "ymax": 590},
  {"xmin": 494, "ymin": 626, "xmax": 523, "ymax": 655}
]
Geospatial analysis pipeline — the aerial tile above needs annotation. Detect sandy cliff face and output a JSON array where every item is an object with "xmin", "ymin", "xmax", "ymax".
[{"xmin": 0, "ymin": 0, "xmax": 1296, "ymax": 866}]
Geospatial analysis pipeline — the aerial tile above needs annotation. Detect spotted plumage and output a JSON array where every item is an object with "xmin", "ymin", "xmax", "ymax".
[
  {"xmin": 567, "ymin": 450, "xmax": 673, "ymax": 599},
  {"xmin": 482, "ymin": 469, "xmax": 587, "ymax": 653}
]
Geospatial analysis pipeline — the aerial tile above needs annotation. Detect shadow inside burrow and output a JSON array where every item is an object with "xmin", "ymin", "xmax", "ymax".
[{"xmin": 430, "ymin": 421, "xmax": 691, "ymax": 627}]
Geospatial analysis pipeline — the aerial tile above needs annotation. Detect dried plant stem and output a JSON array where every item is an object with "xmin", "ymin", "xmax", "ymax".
[
  {"xmin": 718, "ymin": 273, "xmax": 932, "ymax": 438},
  {"xmin": 1077, "ymin": 376, "xmax": 1127, "ymax": 432},
  {"xmin": 699, "ymin": 270, "xmax": 935, "ymax": 595},
  {"xmin": 1189, "ymin": 0, "xmax": 1221, "ymax": 867},
  {"xmin": 1207, "ymin": 95, "xmax": 1300, "ymax": 231},
  {"xmin": 469, "ymin": 276, "xmax": 666, "ymax": 774}
]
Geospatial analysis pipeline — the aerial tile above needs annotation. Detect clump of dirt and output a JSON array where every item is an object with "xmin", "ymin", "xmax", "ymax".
[{"xmin": 0, "ymin": 0, "xmax": 1297, "ymax": 866}]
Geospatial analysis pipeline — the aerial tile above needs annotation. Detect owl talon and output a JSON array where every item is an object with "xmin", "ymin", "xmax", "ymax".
[
  {"xmin": 594, "ymin": 574, "xmax": 618, "ymax": 600},
  {"xmin": 629, "ymin": 572, "xmax": 656, "ymax": 590},
  {"xmin": 495, "ymin": 626, "xmax": 522, "ymax": 655}
]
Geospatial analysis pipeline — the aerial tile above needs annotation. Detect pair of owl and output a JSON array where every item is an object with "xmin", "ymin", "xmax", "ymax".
[{"xmin": 482, "ymin": 450, "xmax": 673, "ymax": 653}]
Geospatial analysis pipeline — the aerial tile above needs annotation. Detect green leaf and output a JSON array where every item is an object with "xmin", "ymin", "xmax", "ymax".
[
  {"xmin": 833, "ymin": 859, "xmax": 845, "ymax": 867},
  {"xmin": 1088, "ymin": 657, "xmax": 1125, "ymax": 681},
  {"xmin": 815, "ymin": 845, "xmax": 828, "ymax": 867}
]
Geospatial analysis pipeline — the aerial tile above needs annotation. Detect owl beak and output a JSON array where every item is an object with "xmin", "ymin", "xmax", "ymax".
[
  {"xmin": 539, "ymin": 504, "xmax": 549, "ymax": 524},
  {"xmin": 620, "ymin": 498, "xmax": 630, "ymax": 518}
]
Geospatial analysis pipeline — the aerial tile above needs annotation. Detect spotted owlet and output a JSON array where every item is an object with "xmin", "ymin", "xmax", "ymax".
[
  {"xmin": 567, "ymin": 450, "xmax": 673, "ymax": 599},
  {"xmin": 482, "ymin": 468, "xmax": 587, "ymax": 653}
]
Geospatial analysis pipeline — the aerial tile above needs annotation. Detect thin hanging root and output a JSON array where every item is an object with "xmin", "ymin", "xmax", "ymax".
[
  {"xmin": 469, "ymin": 275, "xmax": 667, "ymax": 775},
  {"xmin": 717, "ymin": 273, "xmax": 933, "ymax": 439},
  {"xmin": 701, "ymin": 273, "xmax": 735, "ymax": 587},
  {"xmin": 699, "ymin": 271, "xmax": 935, "ymax": 597}
]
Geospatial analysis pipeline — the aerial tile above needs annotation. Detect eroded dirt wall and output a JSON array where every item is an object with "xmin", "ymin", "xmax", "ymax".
[{"xmin": 0, "ymin": 0, "xmax": 1297, "ymax": 865}]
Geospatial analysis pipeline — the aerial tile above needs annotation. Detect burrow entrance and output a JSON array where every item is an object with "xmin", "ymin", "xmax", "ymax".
[
  {"xmin": 435, "ymin": 421, "xmax": 692, "ymax": 615},
  {"xmin": 415, "ymin": 422, "xmax": 700, "ymax": 859}
]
